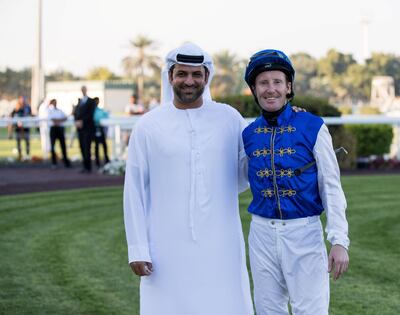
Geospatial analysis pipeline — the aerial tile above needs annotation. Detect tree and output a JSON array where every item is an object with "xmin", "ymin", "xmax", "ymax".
[
  {"xmin": 342, "ymin": 63, "xmax": 371, "ymax": 101},
  {"xmin": 122, "ymin": 35, "xmax": 161, "ymax": 103},
  {"xmin": 290, "ymin": 52, "xmax": 317, "ymax": 95},
  {"xmin": 46, "ymin": 69, "xmax": 78, "ymax": 81},
  {"xmin": 86, "ymin": 67, "xmax": 119, "ymax": 81},
  {"xmin": 211, "ymin": 50, "xmax": 244, "ymax": 97},
  {"xmin": 309, "ymin": 76, "xmax": 336, "ymax": 99},
  {"xmin": 317, "ymin": 49, "xmax": 356, "ymax": 77},
  {"xmin": 0, "ymin": 68, "xmax": 31, "ymax": 100},
  {"xmin": 316, "ymin": 49, "xmax": 357, "ymax": 103}
]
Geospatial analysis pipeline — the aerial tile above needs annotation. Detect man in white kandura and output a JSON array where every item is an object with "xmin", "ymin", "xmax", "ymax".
[{"xmin": 123, "ymin": 43, "xmax": 253, "ymax": 315}]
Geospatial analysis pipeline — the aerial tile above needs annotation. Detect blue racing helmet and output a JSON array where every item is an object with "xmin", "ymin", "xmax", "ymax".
[{"xmin": 244, "ymin": 49, "xmax": 295, "ymax": 100}]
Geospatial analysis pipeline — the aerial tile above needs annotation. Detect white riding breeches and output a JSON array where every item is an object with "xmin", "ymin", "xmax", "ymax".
[{"xmin": 249, "ymin": 214, "xmax": 329, "ymax": 315}]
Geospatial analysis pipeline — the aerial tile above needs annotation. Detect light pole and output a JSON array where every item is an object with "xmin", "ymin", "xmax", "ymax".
[
  {"xmin": 31, "ymin": 0, "xmax": 45, "ymax": 114},
  {"xmin": 361, "ymin": 15, "xmax": 371, "ymax": 64}
]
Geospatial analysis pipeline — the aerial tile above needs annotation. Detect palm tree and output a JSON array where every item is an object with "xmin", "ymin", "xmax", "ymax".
[
  {"xmin": 86, "ymin": 66, "xmax": 118, "ymax": 81},
  {"xmin": 122, "ymin": 35, "xmax": 161, "ymax": 103},
  {"xmin": 211, "ymin": 50, "xmax": 244, "ymax": 98}
]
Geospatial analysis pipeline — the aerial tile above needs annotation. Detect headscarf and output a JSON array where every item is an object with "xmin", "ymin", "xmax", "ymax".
[{"xmin": 161, "ymin": 43, "xmax": 215, "ymax": 104}]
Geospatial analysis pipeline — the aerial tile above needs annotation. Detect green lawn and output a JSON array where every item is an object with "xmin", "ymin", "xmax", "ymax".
[
  {"xmin": 0, "ymin": 127, "xmax": 82, "ymax": 160},
  {"xmin": 0, "ymin": 127, "xmax": 111, "ymax": 161},
  {"xmin": 1, "ymin": 175, "xmax": 399, "ymax": 314}
]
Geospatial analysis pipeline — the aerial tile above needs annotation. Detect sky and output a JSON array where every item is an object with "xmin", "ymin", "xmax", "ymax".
[{"xmin": 0, "ymin": 0, "xmax": 398, "ymax": 76}]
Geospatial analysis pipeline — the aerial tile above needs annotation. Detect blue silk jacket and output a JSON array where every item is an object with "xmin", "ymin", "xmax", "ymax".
[{"xmin": 242, "ymin": 104, "xmax": 325, "ymax": 219}]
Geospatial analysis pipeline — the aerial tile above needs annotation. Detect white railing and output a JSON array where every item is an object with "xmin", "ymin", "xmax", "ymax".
[
  {"xmin": 100, "ymin": 116, "xmax": 141, "ymax": 158},
  {"xmin": 2, "ymin": 114, "xmax": 400, "ymax": 160},
  {"xmin": 243, "ymin": 114, "xmax": 400, "ymax": 125}
]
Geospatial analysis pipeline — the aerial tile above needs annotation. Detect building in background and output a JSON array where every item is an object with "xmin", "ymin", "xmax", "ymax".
[
  {"xmin": 370, "ymin": 76, "xmax": 400, "ymax": 114},
  {"xmin": 45, "ymin": 80, "xmax": 136, "ymax": 115}
]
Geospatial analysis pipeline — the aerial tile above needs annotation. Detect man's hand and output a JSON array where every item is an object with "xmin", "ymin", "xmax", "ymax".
[
  {"xmin": 130, "ymin": 261, "xmax": 153, "ymax": 276},
  {"xmin": 292, "ymin": 106, "xmax": 306, "ymax": 112},
  {"xmin": 75, "ymin": 120, "xmax": 83, "ymax": 129},
  {"xmin": 328, "ymin": 244, "xmax": 349, "ymax": 280},
  {"xmin": 52, "ymin": 119, "xmax": 65, "ymax": 127}
]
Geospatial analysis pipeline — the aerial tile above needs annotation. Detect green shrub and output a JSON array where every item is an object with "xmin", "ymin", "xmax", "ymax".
[
  {"xmin": 332, "ymin": 127, "xmax": 357, "ymax": 169},
  {"xmin": 216, "ymin": 94, "xmax": 341, "ymax": 118},
  {"xmin": 291, "ymin": 95, "xmax": 341, "ymax": 117},
  {"xmin": 346, "ymin": 124, "xmax": 393, "ymax": 156},
  {"xmin": 215, "ymin": 94, "xmax": 260, "ymax": 118}
]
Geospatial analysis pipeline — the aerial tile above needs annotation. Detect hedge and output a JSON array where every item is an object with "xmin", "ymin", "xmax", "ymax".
[{"xmin": 346, "ymin": 124, "xmax": 393, "ymax": 157}]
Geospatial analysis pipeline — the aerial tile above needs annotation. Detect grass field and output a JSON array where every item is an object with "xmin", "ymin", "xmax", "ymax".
[
  {"xmin": 1, "ymin": 175, "xmax": 399, "ymax": 314},
  {"xmin": 0, "ymin": 127, "xmax": 111, "ymax": 161},
  {"xmin": 0, "ymin": 127, "xmax": 82, "ymax": 160}
]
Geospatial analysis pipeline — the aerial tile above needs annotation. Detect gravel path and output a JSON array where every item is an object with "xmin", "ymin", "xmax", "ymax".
[
  {"xmin": 1, "ymin": 163, "xmax": 399, "ymax": 196},
  {"xmin": 0, "ymin": 163, "xmax": 123, "ymax": 195}
]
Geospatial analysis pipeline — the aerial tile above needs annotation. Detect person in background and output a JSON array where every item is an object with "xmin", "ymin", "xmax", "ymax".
[
  {"xmin": 123, "ymin": 94, "xmax": 145, "ymax": 146},
  {"xmin": 48, "ymin": 99, "xmax": 71, "ymax": 169},
  {"xmin": 8, "ymin": 96, "xmax": 32, "ymax": 160},
  {"xmin": 148, "ymin": 97, "xmax": 160, "ymax": 111},
  {"xmin": 73, "ymin": 86, "xmax": 96, "ymax": 173},
  {"xmin": 125, "ymin": 94, "xmax": 145, "ymax": 116},
  {"xmin": 93, "ymin": 97, "xmax": 110, "ymax": 168},
  {"xmin": 242, "ymin": 49, "xmax": 350, "ymax": 315}
]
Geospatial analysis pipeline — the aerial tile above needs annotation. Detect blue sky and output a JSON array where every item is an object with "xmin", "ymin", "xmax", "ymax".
[{"xmin": 0, "ymin": 0, "xmax": 398, "ymax": 75}]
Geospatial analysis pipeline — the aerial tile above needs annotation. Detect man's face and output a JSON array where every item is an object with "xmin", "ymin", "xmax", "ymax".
[
  {"xmin": 253, "ymin": 70, "xmax": 291, "ymax": 112},
  {"xmin": 169, "ymin": 64, "xmax": 208, "ymax": 107},
  {"xmin": 17, "ymin": 96, "xmax": 24, "ymax": 105},
  {"xmin": 81, "ymin": 86, "xmax": 87, "ymax": 96}
]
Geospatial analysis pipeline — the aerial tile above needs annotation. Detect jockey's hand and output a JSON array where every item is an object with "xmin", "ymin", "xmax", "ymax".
[
  {"xmin": 292, "ymin": 106, "xmax": 307, "ymax": 112},
  {"xmin": 328, "ymin": 244, "xmax": 349, "ymax": 281}
]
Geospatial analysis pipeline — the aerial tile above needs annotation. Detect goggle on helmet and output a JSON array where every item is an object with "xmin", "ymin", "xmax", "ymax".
[{"xmin": 244, "ymin": 49, "xmax": 295, "ymax": 100}]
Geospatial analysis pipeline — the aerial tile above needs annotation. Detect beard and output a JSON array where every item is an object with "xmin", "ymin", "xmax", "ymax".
[{"xmin": 173, "ymin": 84, "xmax": 205, "ymax": 105}]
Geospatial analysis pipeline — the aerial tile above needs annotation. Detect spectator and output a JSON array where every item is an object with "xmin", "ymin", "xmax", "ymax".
[
  {"xmin": 125, "ymin": 94, "xmax": 145, "ymax": 115},
  {"xmin": 73, "ymin": 86, "xmax": 96, "ymax": 173},
  {"xmin": 8, "ymin": 96, "xmax": 32, "ymax": 160},
  {"xmin": 123, "ymin": 94, "xmax": 145, "ymax": 146},
  {"xmin": 48, "ymin": 99, "xmax": 71, "ymax": 169},
  {"xmin": 93, "ymin": 97, "xmax": 110, "ymax": 168},
  {"xmin": 148, "ymin": 97, "xmax": 160, "ymax": 111}
]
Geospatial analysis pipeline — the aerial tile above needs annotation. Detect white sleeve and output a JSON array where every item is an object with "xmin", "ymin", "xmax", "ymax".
[
  {"xmin": 123, "ymin": 123, "xmax": 152, "ymax": 263},
  {"xmin": 314, "ymin": 124, "xmax": 350, "ymax": 249},
  {"xmin": 238, "ymin": 115, "xmax": 249, "ymax": 193}
]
